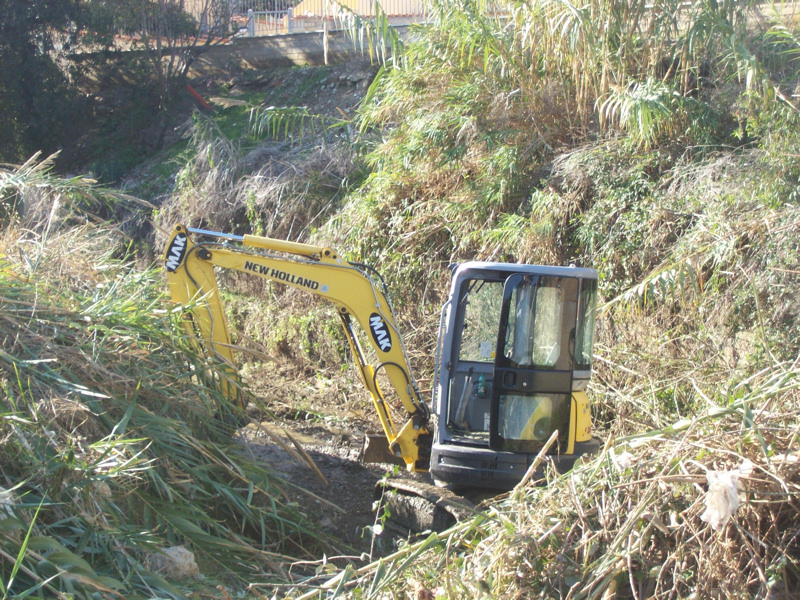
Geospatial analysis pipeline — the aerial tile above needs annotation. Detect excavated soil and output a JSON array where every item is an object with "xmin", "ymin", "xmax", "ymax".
[{"xmin": 221, "ymin": 57, "xmax": 380, "ymax": 120}]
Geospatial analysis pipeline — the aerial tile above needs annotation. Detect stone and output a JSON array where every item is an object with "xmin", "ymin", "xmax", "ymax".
[{"xmin": 146, "ymin": 545, "xmax": 201, "ymax": 580}]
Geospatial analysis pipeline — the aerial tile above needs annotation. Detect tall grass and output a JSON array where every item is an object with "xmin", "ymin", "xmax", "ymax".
[
  {"xmin": 51, "ymin": 0, "xmax": 797, "ymax": 595},
  {"xmin": 298, "ymin": 359, "xmax": 800, "ymax": 598},
  {"xmin": 338, "ymin": 0, "xmax": 796, "ymax": 283},
  {"xmin": 158, "ymin": 114, "xmax": 355, "ymax": 241},
  {"xmin": 0, "ymin": 158, "xmax": 327, "ymax": 598}
]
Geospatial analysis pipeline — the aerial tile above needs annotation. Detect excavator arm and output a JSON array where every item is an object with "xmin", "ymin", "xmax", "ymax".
[{"xmin": 163, "ymin": 224, "xmax": 431, "ymax": 471}]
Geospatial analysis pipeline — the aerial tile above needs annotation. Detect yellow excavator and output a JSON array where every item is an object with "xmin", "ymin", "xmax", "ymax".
[{"xmin": 163, "ymin": 224, "xmax": 600, "ymax": 527}]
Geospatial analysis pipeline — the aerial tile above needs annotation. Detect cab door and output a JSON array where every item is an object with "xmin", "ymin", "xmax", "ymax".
[{"xmin": 489, "ymin": 274, "xmax": 579, "ymax": 453}]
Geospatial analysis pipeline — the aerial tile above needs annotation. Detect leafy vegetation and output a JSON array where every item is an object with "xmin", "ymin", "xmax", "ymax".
[
  {"xmin": 0, "ymin": 0, "xmax": 236, "ymax": 177},
  {"xmin": 2, "ymin": 0, "xmax": 800, "ymax": 597},
  {"xmin": 0, "ymin": 0, "xmax": 87, "ymax": 163},
  {"xmin": 285, "ymin": 0, "xmax": 800, "ymax": 597}
]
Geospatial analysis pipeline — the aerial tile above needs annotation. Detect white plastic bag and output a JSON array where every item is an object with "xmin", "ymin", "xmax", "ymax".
[
  {"xmin": 610, "ymin": 450, "xmax": 635, "ymax": 471},
  {"xmin": 700, "ymin": 459, "xmax": 753, "ymax": 530}
]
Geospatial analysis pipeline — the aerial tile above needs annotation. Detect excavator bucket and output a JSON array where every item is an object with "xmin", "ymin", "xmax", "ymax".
[{"xmin": 362, "ymin": 433, "xmax": 405, "ymax": 466}]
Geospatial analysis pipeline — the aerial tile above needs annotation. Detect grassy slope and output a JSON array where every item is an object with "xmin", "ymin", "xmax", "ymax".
[
  {"xmin": 279, "ymin": 0, "xmax": 800, "ymax": 597},
  {"xmin": 126, "ymin": 1, "xmax": 800, "ymax": 594}
]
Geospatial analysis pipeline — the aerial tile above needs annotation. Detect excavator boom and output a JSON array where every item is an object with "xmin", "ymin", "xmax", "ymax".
[{"xmin": 163, "ymin": 224, "xmax": 431, "ymax": 471}]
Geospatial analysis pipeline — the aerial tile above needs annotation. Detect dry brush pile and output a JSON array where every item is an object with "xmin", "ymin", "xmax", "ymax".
[{"xmin": 288, "ymin": 363, "xmax": 800, "ymax": 599}]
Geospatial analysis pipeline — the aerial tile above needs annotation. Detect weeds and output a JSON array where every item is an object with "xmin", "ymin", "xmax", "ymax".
[
  {"xmin": 289, "ymin": 361, "xmax": 800, "ymax": 598},
  {"xmin": 266, "ymin": 1, "xmax": 800, "ymax": 598},
  {"xmin": 0, "ymin": 163, "xmax": 327, "ymax": 597}
]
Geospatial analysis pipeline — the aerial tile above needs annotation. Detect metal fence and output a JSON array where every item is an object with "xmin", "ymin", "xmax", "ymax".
[
  {"xmin": 131, "ymin": 1, "xmax": 800, "ymax": 40},
  {"xmin": 239, "ymin": 3, "xmax": 293, "ymax": 36},
  {"xmin": 175, "ymin": 0, "xmax": 429, "ymax": 37},
  {"xmin": 232, "ymin": 0, "xmax": 429, "ymax": 36}
]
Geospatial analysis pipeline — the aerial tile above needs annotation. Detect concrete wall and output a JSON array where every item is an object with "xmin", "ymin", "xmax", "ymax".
[
  {"xmin": 197, "ymin": 28, "xmax": 400, "ymax": 71},
  {"xmin": 194, "ymin": 26, "xmax": 408, "ymax": 72}
]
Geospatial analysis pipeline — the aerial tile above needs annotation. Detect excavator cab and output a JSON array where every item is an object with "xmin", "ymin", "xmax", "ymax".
[{"xmin": 429, "ymin": 263, "xmax": 600, "ymax": 490}]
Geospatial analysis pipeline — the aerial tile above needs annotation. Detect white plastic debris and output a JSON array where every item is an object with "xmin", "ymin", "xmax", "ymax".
[
  {"xmin": 0, "ymin": 487, "xmax": 20, "ymax": 542},
  {"xmin": 611, "ymin": 450, "xmax": 635, "ymax": 471},
  {"xmin": 700, "ymin": 459, "xmax": 753, "ymax": 530},
  {"xmin": 147, "ymin": 545, "xmax": 200, "ymax": 580}
]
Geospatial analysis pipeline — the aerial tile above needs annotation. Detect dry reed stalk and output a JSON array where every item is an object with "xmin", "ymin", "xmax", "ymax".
[{"xmin": 0, "ymin": 198, "xmax": 331, "ymax": 596}]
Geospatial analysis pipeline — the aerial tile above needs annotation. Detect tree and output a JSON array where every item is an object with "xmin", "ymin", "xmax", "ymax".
[
  {"xmin": 0, "ymin": 1, "xmax": 234, "ymax": 169},
  {"xmin": 0, "ymin": 0, "xmax": 85, "ymax": 163},
  {"xmin": 87, "ymin": 0, "xmax": 233, "ymax": 108}
]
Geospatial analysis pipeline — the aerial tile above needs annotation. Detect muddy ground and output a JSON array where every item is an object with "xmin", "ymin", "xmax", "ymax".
[
  {"xmin": 237, "ymin": 357, "xmax": 428, "ymax": 561},
  {"xmin": 240, "ymin": 412, "xmax": 391, "ymax": 557}
]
